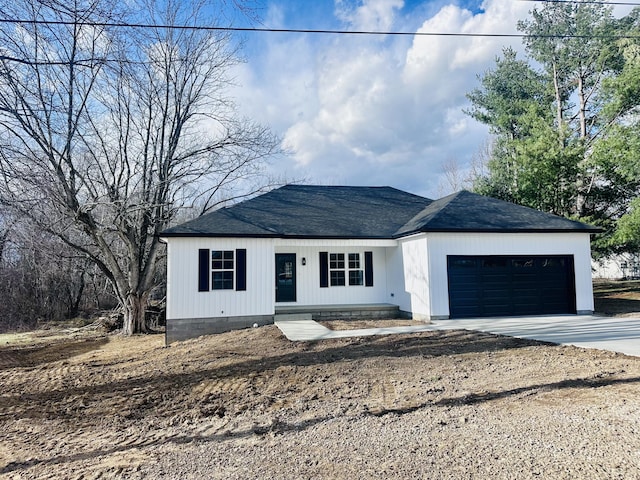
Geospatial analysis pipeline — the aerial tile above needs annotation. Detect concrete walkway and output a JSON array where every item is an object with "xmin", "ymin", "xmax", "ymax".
[
  {"xmin": 274, "ymin": 314, "xmax": 640, "ymax": 357},
  {"xmin": 274, "ymin": 314, "xmax": 434, "ymax": 341}
]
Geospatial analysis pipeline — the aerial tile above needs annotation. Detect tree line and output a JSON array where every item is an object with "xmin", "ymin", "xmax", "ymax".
[
  {"xmin": 466, "ymin": 1, "xmax": 640, "ymax": 258},
  {"xmin": 0, "ymin": 211, "xmax": 121, "ymax": 331}
]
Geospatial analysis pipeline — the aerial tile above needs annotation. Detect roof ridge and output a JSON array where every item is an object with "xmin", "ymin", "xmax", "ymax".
[
  {"xmin": 422, "ymin": 190, "xmax": 464, "ymax": 225},
  {"xmin": 283, "ymin": 183, "xmax": 431, "ymax": 195},
  {"xmin": 394, "ymin": 190, "xmax": 463, "ymax": 237}
]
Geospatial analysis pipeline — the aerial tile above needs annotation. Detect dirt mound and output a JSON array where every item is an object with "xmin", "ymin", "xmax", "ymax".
[{"xmin": 1, "ymin": 324, "xmax": 640, "ymax": 479}]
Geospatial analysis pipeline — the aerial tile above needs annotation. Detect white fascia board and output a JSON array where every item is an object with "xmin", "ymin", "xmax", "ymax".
[
  {"xmin": 273, "ymin": 238, "xmax": 397, "ymax": 247},
  {"xmin": 396, "ymin": 232, "xmax": 427, "ymax": 243}
]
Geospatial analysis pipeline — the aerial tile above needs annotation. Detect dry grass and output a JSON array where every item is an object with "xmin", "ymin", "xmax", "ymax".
[{"xmin": 593, "ymin": 279, "xmax": 640, "ymax": 317}]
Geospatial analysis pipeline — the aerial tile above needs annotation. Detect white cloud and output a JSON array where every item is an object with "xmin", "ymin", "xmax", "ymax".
[
  {"xmin": 232, "ymin": 0, "xmax": 534, "ymax": 197},
  {"xmin": 335, "ymin": 0, "xmax": 404, "ymax": 31}
]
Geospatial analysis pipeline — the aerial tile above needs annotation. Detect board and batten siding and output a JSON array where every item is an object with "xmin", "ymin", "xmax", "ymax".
[
  {"xmin": 384, "ymin": 244, "xmax": 413, "ymax": 316},
  {"xmin": 164, "ymin": 232, "xmax": 594, "ymax": 326},
  {"xmin": 424, "ymin": 232, "xmax": 595, "ymax": 318},
  {"xmin": 274, "ymin": 239, "xmax": 395, "ymax": 307},
  {"xmin": 395, "ymin": 236, "xmax": 431, "ymax": 320},
  {"xmin": 164, "ymin": 237, "xmax": 274, "ymax": 320}
]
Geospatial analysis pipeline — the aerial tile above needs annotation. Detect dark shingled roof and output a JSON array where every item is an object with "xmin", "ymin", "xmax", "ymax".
[
  {"xmin": 161, "ymin": 185, "xmax": 600, "ymax": 239},
  {"xmin": 396, "ymin": 190, "xmax": 600, "ymax": 235},
  {"xmin": 161, "ymin": 185, "xmax": 433, "ymax": 238}
]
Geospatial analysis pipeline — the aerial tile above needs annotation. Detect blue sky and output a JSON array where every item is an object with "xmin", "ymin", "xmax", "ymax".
[{"xmin": 227, "ymin": 0, "xmax": 631, "ymax": 198}]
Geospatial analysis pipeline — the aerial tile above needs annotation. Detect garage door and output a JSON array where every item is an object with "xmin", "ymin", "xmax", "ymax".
[{"xmin": 447, "ymin": 255, "xmax": 576, "ymax": 318}]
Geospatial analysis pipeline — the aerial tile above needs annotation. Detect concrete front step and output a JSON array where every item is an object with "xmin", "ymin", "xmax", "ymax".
[
  {"xmin": 275, "ymin": 304, "xmax": 401, "ymax": 320},
  {"xmin": 273, "ymin": 313, "xmax": 313, "ymax": 322}
]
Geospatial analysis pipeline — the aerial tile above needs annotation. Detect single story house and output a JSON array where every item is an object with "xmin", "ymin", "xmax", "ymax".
[{"xmin": 160, "ymin": 185, "xmax": 600, "ymax": 343}]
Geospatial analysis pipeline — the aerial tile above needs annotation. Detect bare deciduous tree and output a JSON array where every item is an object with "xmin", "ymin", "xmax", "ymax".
[
  {"xmin": 0, "ymin": 0, "xmax": 279, "ymax": 334},
  {"xmin": 436, "ymin": 155, "xmax": 479, "ymax": 198}
]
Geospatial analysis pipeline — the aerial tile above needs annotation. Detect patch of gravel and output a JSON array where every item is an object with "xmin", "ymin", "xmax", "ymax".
[{"xmin": 147, "ymin": 401, "xmax": 639, "ymax": 480}]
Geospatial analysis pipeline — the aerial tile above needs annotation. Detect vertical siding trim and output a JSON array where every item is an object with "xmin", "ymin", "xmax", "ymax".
[
  {"xmin": 319, "ymin": 251, "xmax": 329, "ymax": 288},
  {"xmin": 198, "ymin": 249, "xmax": 210, "ymax": 292},
  {"xmin": 236, "ymin": 248, "xmax": 247, "ymax": 291},
  {"xmin": 364, "ymin": 251, "xmax": 374, "ymax": 287}
]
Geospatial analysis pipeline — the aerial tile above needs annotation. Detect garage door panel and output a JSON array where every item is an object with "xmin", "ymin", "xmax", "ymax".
[
  {"xmin": 512, "ymin": 273, "xmax": 537, "ymax": 282},
  {"xmin": 481, "ymin": 258, "xmax": 508, "ymax": 268},
  {"xmin": 449, "ymin": 295, "xmax": 479, "ymax": 305},
  {"xmin": 482, "ymin": 305, "xmax": 511, "ymax": 316},
  {"xmin": 454, "ymin": 307, "xmax": 484, "ymax": 317},
  {"xmin": 448, "ymin": 255, "xmax": 576, "ymax": 318},
  {"xmin": 513, "ymin": 287, "xmax": 538, "ymax": 296},
  {"xmin": 481, "ymin": 273, "xmax": 510, "ymax": 281},
  {"xmin": 448, "ymin": 277, "xmax": 477, "ymax": 287},
  {"xmin": 451, "ymin": 300, "xmax": 480, "ymax": 309},
  {"xmin": 542, "ymin": 289, "xmax": 570, "ymax": 299}
]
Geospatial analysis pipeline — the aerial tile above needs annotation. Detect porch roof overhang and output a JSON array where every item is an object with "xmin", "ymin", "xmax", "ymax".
[{"xmin": 273, "ymin": 237, "xmax": 398, "ymax": 247}]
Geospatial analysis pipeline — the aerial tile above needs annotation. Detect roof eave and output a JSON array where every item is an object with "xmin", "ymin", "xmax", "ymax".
[
  {"xmin": 160, "ymin": 233, "xmax": 395, "ymax": 240},
  {"xmin": 394, "ymin": 227, "xmax": 603, "ymax": 238}
]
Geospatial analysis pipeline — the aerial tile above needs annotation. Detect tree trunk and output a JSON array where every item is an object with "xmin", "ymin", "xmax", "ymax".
[
  {"xmin": 577, "ymin": 74, "xmax": 587, "ymax": 139},
  {"xmin": 122, "ymin": 292, "xmax": 149, "ymax": 335},
  {"xmin": 575, "ymin": 73, "xmax": 587, "ymax": 216},
  {"xmin": 0, "ymin": 227, "xmax": 10, "ymax": 266},
  {"xmin": 552, "ymin": 61, "xmax": 564, "ymax": 141},
  {"xmin": 66, "ymin": 272, "xmax": 85, "ymax": 318}
]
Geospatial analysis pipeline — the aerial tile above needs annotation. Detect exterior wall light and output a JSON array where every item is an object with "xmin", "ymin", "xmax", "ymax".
[{"xmin": 301, "ymin": 257, "xmax": 307, "ymax": 266}]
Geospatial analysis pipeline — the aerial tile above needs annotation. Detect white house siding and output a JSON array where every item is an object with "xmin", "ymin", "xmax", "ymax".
[
  {"xmin": 274, "ymin": 239, "xmax": 395, "ymax": 307},
  {"xmin": 384, "ymin": 244, "xmax": 412, "ymax": 315},
  {"xmin": 592, "ymin": 257, "xmax": 624, "ymax": 279},
  {"xmin": 424, "ymin": 232, "xmax": 595, "ymax": 318},
  {"xmin": 592, "ymin": 253, "xmax": 640, "ymax": 279},
  {"xmin": 164, "ymin": 237, "xmax": 275, "ymax": 320},
  {"xmin": 396, "ymin": 236, "xmax": 431, "ymax": 320}
]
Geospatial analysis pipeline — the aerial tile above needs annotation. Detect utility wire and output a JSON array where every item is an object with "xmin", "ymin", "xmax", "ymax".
[
  {"xmin": 0, "ymin": 54, "xmax": 104, "ymax": 66},
  {"xmin": 0, "ymin": 18, "xmax": 639, "ymax": 40}
]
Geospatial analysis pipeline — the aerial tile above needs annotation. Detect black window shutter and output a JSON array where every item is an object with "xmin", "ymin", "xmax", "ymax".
[
  {"xmin": 198, "ymin": 249, "xmax": 210, "ymax": 292},
  {"xmin": 236, "ymin": 249, "xmax": 247, "ymax": 291},
  {"xmin": 319, "ymin": 251, "xmax": 329, "ymax": 288},
  {"xmin": 364, "ymin": 251, "xmax": 374, "ymax": 287}
]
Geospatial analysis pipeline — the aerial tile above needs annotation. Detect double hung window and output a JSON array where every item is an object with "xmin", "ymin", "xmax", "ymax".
[
  {"xmin": 212, "ymin": 250, "xmax": 234, "ymax": 290},
  {"xmin": 348, "ymin": 253, "xmax": 363, "ymax": 286},
  {"xmin": 328, "ymin": 253, "xmax": 364, "ymax": 286},
  {"xmin": 329, "ymin": 253, "xmax": 345, "ymax": 286},
  {"xmin": 319, "ymin": 251, "xmax": 373, "ymax": 288},
  {"xmin": 198, "ymin": 248, "xmax": 246, "ymax": 292}
]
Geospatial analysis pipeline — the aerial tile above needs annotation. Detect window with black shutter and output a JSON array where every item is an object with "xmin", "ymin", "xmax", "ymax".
[{"xmin": 198, "ymin": 248, "xmax": 247, "ymax": 291}]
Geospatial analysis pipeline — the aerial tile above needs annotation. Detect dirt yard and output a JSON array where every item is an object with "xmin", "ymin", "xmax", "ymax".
[{"xmin": 1, "ymin": 281, "xmax": 640, "ymax": 479}]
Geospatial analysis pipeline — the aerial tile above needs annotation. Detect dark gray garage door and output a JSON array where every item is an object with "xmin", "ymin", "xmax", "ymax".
[{"xmin": 447, "ymin": 255, "xmax": 576, "ymax": 318}]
